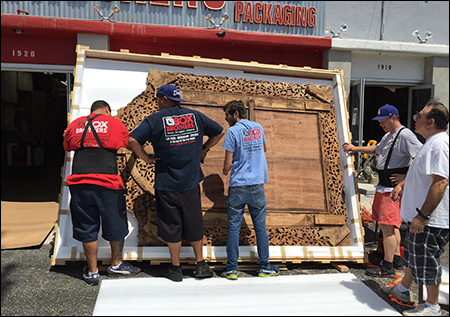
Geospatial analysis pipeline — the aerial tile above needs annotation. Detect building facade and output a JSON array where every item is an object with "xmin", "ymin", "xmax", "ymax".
[{"xmin": 1, "ymin": 1, "xmax": 449, "ymax": 200}]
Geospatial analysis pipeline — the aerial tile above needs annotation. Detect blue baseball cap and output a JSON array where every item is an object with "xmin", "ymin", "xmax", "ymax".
[
  {"xmin": 372, "ymin": 104, "xmax": 399, "ymax": 121},
  {"xmin": 156, "ymin": 84, "xmax": 186, "ymax": 102}
]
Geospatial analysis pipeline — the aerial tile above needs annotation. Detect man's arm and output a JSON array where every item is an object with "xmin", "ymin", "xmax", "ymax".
[
  {"xmin": 410, "ymin": 174, "xmax": 448, "ymax": 233},
  {"xmin": 390, "ymin": 179, "xmax": 405, "ymax": 202},
  {"xmin": 203, "ymin": 130, "xmax": 225, "ymax": 150},
  {"xmin": 128, "ymin": 136, "xmax": 159, "ymax": 164},
  {"xmin": 201, "ymin": 130, "xmax": 225, "ymax": 164},
  {"xmin": 419, "ymin": 175, "xmax": 448, "ymax": 218},
  {"xmin": 223, "ymin": 150, "xmax": 233, "ymax": 176},
  {"xmin": 342, "ymin": 143, "xmax": 376, "ymax": 155}
]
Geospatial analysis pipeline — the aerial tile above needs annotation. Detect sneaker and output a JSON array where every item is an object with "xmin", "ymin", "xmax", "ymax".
[
  {"xmin": 194, "ymin": 261, "xmax": 213, "ymax": 278},
  {"xmin": 382, "ymin": 284, "xmax": 411, "ymax": 303},
  {"xmin": 160, "ymin": 265, "xmax": 183, "ymax": 282},
  {"xmin": 394, "ymin": 258, "xmax": 405, "ymax": 270},
  {"xmin": 82, "ymin": 269, "xmax": 100, "ymax": 286},
  {"xmin": 106, "ymin": 261, "xmax": 141, "ymax": 277},
  {"xmin": 220, "ymin": 268, "xmax": 238, "ymax": 280},
  {"xmin": 366, "ymin": 263, "xmax": 396, "ymax": 278},
  {"xmin": 403, "ymin": 303, "xmax": 442, "ymax": 316},
  {"xmin": 258, "ymin": 264, "xmax": 280, "ymax": 277}
]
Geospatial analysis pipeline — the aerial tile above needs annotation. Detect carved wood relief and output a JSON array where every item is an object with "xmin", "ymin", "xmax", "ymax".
[{"xmin": 116, "ymin": 69, "xmax": 350, "ymax": 249}]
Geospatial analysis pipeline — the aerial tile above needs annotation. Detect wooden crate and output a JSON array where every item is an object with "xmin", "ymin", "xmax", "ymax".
[{"xmin": 51, "ymin": 45, "xmax": 363, "ymax": 266}]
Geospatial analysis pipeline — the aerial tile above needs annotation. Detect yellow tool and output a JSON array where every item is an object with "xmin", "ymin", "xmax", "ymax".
[{"xmin": 363, "ymin": 140, "xmax": 377, "ymax": 159}]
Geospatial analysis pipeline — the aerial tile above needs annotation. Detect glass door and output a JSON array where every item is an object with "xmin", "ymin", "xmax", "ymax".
[{"xmin": 408, "ymin": 85, "xmax": 434, "ymax": 143}]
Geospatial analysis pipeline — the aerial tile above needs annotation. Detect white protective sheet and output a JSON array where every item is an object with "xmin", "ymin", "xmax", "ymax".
[{"xmin": 93, "ymin": 273, "xmax": 400, "ymax": 316}]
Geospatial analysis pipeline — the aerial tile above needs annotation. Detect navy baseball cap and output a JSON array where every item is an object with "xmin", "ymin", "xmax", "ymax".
[
  {"xmin": 372, "ymin": 104, "xmax": 399, "ymax": 121},
  {"xmin": 156, "ymin": 84, "xmax": 186, "ymax": 102}
]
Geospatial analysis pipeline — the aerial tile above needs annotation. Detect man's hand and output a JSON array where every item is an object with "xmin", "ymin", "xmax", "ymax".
[
  {"xmin": 390, "ymin": 173, "xmax": 406, "ymax": 186},
  {"xmin": 342, "ymin": 142, "xmax": 356, "ymax": 154},
  {"xmin": 409, "ymin": 216, "xmax": 427, "ymax": 233},
  {"xmin": 143, "ymin": 154, "xmax": 159, "ymax": 164},
  {"xmin": 389, "ymin": 186, "xmax": 401, "ymax": 203},
  {"xmin": 200, "ymin": 146, "xmax": 209, "ymax": 164}
]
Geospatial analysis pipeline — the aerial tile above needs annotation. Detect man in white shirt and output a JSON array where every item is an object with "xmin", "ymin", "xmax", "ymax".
[{"xmin": 385, "ymin": 100, "xmax": 449, "ymax": 316}]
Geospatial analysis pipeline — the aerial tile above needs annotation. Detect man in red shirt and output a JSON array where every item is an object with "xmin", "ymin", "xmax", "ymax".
[{"xmin": 64, "ymin": 100, "xmax": 144, "ymax": 285}]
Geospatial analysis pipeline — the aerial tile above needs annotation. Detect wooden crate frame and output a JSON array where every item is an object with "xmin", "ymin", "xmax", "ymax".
[{"xmin": 51, "ymin": 45, "xmax": 364, "ymax": 266}]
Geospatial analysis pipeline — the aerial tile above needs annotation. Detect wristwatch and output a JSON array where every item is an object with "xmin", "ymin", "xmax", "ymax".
[{"xmin": 416, "ymin": 208, "xmax": 430, "ymax": 221}]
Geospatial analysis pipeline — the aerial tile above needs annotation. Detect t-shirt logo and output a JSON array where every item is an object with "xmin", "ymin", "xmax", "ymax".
[
  {"xmin": 76, "ymin": 121, "xmax": 109, "ymax": 134},
  {"xmin": 242, "ymin": 128, "xmax": 261, "ymax": 142},
  {"xmin": 163, "ymin": 113, "xmax": 199, "ymax": 146}
]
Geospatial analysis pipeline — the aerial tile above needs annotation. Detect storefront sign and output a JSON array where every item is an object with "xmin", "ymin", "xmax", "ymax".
[
  {"xmin": 234, "ymin": 2, "xmax": 316, "ymax": 27},
  {"xmin": 115, "ymin": 1, "xmax": 319, "ymax": 28}
]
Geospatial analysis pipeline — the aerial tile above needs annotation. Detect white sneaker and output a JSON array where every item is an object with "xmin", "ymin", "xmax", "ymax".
[{"xmin": 403, "ymin": 303, "xmax": 442, "ymax": 316}]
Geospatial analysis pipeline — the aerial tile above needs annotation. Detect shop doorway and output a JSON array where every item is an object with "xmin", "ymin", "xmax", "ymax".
[
  {"xmin": 349, "ymin": 81, "xmax": 432, "ymax": 171},
  {"xmin": 1, "ymin": 71, "xmax": 72, "ymax": 202}
]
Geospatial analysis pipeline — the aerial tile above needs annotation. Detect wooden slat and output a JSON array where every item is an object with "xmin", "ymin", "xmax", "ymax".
[
  {"xmin": 331, "ymin": 263, "xmax": 349, "ymax": 272},
  {"xmin": 314, "ymin": 214, "xmax": 346, "ymax": 225}
]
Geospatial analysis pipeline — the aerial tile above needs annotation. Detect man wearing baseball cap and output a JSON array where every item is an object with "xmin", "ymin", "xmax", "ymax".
[
  {"xmin": 128, "ymin": 84, "xmax": 225, "ymax": 282},
  {"xmin": 156, "ymin": 84, "xmax": 186, "ymax": 103},
  {"xmin": 343, "ymin": 104, "xmax": 423, "ymax": 278}
]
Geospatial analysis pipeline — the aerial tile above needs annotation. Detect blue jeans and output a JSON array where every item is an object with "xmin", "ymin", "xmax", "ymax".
[{"xmin": 226, "ymin": 184, "xmax": 270, "ymax": 270}]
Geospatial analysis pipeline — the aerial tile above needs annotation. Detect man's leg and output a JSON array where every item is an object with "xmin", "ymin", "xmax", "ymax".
[
  {"xmin": 425, "ymin": 284, "xmax": 440, "ymax": 306},
  {"xmin": 110, "ymin": 239, "xmax": 124, "ymax": 267},
  {"xmin": 380, "ymin": 224, "xmax": 395, "ymax": 263},
  {"xmin": 394, "ymin": 227, "xmax": 402, "ymax": 256},
  {"xmin": 191, "ymin": 239, "xmax": 204, "ymax": 262},
  {"xmin": 167, "ymin": 241, "xmax": 182, "ymax": 266},
  {"xmin": 401, "ymin": 267, "xmax": 414, "ymax": 289},
  {"xmin": 83, "ymin": 240, "xmax": 99, "ymax": 273},
  {"xmin": 248, "ymin": 185, "xmax": 269, "ymax": 268},
  {"xmin": 226, "ymin": 187, "xmax": 245, "ymax": 271}
]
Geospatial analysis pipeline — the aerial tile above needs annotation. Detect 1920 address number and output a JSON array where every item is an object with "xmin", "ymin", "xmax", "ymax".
[{"xmin": 12, "ymin": 49, "xmax": 36, "ymax": 58}]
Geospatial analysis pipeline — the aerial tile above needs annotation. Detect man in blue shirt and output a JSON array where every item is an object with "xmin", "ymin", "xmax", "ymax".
[
  {"xmin": 128, "ymin": 84, "xmax": 225, "ymax": 282},
  {"xmin": 221, "ymin": 100, "xmax": 279, "ymax": 280}
]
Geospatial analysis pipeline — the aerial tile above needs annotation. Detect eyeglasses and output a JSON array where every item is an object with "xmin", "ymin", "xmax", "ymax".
[{"xmin": 413, "ymin": 112, "xmax": 422, "ymax": 120}]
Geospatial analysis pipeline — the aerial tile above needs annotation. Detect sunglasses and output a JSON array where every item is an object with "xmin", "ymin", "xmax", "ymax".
[{"xmin": 413, "ymin": 112, "xmax": 422, "ymax": 120}]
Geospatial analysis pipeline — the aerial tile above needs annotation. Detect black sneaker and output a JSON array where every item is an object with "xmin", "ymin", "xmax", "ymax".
[
  {"xmin": 194, "ymin": 261, "xmax": 213, "ymax": 278},
  {"xmin": 106, "ymin": 261, "xmax": 141, "ymax": 277},
  {"xmin": 366, "ymin": 264, "xmax": 396, "ymax": 278},
  {"xmin": 160, "ymin": 265, "xmax": 183, "ymax": 282},
  {"xmin": 82, "ymin": 269, "xmax": 100, "ymax": 286},
  {"xmin": 393, "ymin": 257, "xmax": 404, "ymax": 270}
]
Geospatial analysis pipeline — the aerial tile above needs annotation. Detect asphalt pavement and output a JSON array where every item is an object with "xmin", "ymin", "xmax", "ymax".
[{"xmin": 1, "ymin": 224, "xmax": 448, "ymax": 316}]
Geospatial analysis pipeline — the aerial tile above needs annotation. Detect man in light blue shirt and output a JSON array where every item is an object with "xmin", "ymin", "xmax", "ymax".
[{"xmin": 221, "ymin": 100, "xmax": 279, "ymax": 280}]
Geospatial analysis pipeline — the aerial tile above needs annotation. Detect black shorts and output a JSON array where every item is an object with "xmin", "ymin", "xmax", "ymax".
[
  {"xmin": 69, "ymin": 184, "xmax": 129, "ymax": 243},
  {"xmin": 155, "ymin": 185, "xmax": 203, "ymax": 243}
]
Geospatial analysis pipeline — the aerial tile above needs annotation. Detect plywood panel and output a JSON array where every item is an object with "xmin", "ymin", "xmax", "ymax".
[{"xmin": 257, "ymin": 110, "xmax": 326, "ymax": 212}]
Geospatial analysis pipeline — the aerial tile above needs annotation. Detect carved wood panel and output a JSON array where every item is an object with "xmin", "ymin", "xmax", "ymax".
[{"xmin": 116, "ymin": 69, "xmax": 350, "ymax": 248}]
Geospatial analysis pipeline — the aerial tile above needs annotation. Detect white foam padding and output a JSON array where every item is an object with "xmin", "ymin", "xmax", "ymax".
[{"xmin": 93, "ymin": 273, "xmax": 400, "ymax": 316}]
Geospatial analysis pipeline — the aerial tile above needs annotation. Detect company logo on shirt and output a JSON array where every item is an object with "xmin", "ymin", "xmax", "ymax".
[
  {"xmin": 242, "ymin": 128, "xmax": 261, "ymax": 142},
  {"xmin": 75, "ymin": 121, "xmax": 109, "ymax": 134},
  {"xmin": 164, "ymin": 114, "xmax": 195, "ymax": 131},
  {"xmin": 163, "ymin": 113, "xmax": 199, "ymax": 146}
]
